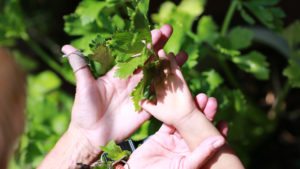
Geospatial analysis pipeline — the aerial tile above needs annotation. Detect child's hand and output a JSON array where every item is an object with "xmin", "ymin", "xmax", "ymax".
[
  {"xmin": 141, "ymin": 51, "xmax": 198, "ymax": 127},
  {"xmin": 141, "ymin": 50, "xmax": 221, "ymax": 150}
]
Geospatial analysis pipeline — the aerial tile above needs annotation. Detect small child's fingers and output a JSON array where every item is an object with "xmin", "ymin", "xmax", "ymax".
[
  {"xmin": 168, "ymin": 53, "xmax": 184, "ymax": 78},
  {"xmin": 175, "ymin": 51, "xmax": 188, "ymax": 67},
  {"xmin": 184, "ymin": 136, "xmax": 225, "ymax": 169},
  {"xmin": 217, "ymin": 121, "xmax": 229, "ymax": 138},
  {"xmin": 195, "ymin": 93, "xmax": 209, "ymax": 112},
  {"xmin": 203, "ymin": 97, "xmax": 218, "ymax": 121},
  {"xmin": 158, "ymin": 49, "xmax": 168, "ymax": 60},
  {"xmin": 140, "ymin": 100, "xmax": 158, "ymax": 116}
]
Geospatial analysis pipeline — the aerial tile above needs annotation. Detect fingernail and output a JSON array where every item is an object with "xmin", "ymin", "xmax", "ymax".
[{"xmin": 212, "ymin": 139, "xmax": 224, "ymax": 149}]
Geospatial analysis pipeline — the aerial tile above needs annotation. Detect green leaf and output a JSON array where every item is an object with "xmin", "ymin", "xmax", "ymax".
[
  {"xmin": 231, "ymin": 51, "xmax": 270, "ymax": 80},
  {"xmin": 189, "ymin": 70, "xmax": 223, "ymax": 94},
  {"xmin": 228, "ymin": 27, "xmax": 253, "ymax": 50},
  {"xmin": 100, "ymin": 141, "xmax": 130, "ymax": 161},
  {"xmin": 0, "ymin": 0, "xmax": 28, "ymax": 46},
  {"xmin": 197, "ymin": 16, "xmax": 219, "ymax": 44},
  {"xmin": 215, "ymin": 44, "xmax": 241, "ymax": 58},
  {"xmin": 75, "ymin": 0, "xmax": 106, "ymax": 25},
  {"xmin": 131, "ymin": 78, "xmax": 145, "ymax": 111},
  {"xmin": 177, "ymin": 0, "xmax": 206, "ymax": 18},
  {"xmin": 283, "ymin": 59, "xmax": 300, "ymax": 88},
  {"xmin": 115, "ymin": 48, "xmax": 149, "ymax": 78},
  {"xmin": 137, "ymin": 0, "xmax": 150, "ymax": 16},
  {"xmin": 71, "ymin": 34, "xmax": 99, "ymax": 55},
  {"xmin": 90, "ymin": 36, "xmax": 114, "ymax": 74},
  {"xmin": 239, "ymin": 8, "xmax": 255, "ymax": 25},
  {"xmin": 243, "ymin": 0, "xmax": 285, "ymax": 30},
  {"xmin": 111, "ymin": 31, "xmax": 149, "ymax": 55},
  {"xmin": 151, "ymin": 2, "xmax": 176, "ymax": 24},
  {"xmin": 29, "ymin": 71, "xmax": 61, "ymax": 95},
  {"xmin": 282, "ymin": 21, "xmax": 300, "ymax": 51}
]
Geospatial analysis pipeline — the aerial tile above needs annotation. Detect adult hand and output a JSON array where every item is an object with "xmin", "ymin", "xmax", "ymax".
[
  {"xmin": 39, "ymin": 25, "xmax": 175, "ymax": 169},
  {"xmin": 126, "ymin": 93, "xmax": 228, "ymax": 169},
  {"xmin": 63, "ymin": 25, "xmax": 173, "ymax": 150}
]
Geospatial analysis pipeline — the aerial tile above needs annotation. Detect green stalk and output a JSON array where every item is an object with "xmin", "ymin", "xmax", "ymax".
[
  {"xmin": 218, "ymin": 0, "xmax": 240, "ymax": 88},
  {"xmin": 26, "ymin": 39, "xmax": 74, "ymax": 83},
  {"xmin": 221, "ymin": 0, "xmax": 239, "ymax": 36},
  {"xmin": 275, "ymin": 82, "xmax": 290, "ymax": 114}
]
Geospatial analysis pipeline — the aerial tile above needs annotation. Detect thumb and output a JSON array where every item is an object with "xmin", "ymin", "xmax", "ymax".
[
  {"xmin": 184, "ymin": 136, "xmax": 225, "ymax": 169},
  {"xmin": 140, "ymin": 100, "xmax": 158, "ymax": 116},
  {"xmin": 62, "ymin": 45, "xmax": 94, "ymax": 84}
]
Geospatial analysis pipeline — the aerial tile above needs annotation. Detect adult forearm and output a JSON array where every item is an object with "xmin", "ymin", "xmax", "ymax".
[{"xmin": 38, "ymin": 129, "xmax": 100, "ymax": 169}]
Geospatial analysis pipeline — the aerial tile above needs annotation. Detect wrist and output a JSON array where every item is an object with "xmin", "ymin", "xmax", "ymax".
[
  {"xmin": 39, "ymin": 128, "xmax": 101, "ymax": 169},
  {"xmin": 174, "ymin": 109, "xmax": 221, "ymax": 150},
  {"xmin": 174, "ymin": 108, "xmax": 201, "ymax": 130},
  {"xmin": 66, "ymin": 127, "xmax": 102, "ymax": 163}
]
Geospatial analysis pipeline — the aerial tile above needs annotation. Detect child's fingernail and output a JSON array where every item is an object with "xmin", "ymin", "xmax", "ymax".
[{"xmin": 212, "ymin": 139, "xmax": 224, "ymax": 149}]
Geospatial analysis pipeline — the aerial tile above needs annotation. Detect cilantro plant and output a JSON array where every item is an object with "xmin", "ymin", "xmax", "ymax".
[{"xmin": 1, "ymin": 0, "xmax": 300, "ymax": 168}]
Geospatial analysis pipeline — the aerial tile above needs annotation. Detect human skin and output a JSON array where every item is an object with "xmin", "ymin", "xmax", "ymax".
[
  {"xmin": 39, "ymin": 25, "xmax": 176, "ymax": 168},
  {"xmin": 125, "ymin": 93, "xmax": 226, "ymax": 169},
  {"xmin": 141, "ymin": 51, "xmax": 245, "ymax": 169}
]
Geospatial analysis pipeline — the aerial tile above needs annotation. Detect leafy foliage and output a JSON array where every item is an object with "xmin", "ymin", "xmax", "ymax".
[
  {"xmin": 1, "ymin": 0, "xmax": 299, "ymax": 168},
  {"xmin": 101, "ymin": 141, "xmax": 131, "ymax": 161},
  {"xmin": 283, "ymin": 21, "xmax": 300, "ymax": 88},
  {"xmin": 0, "ymin": 0, "xmax": 28, "ymax": 46}
]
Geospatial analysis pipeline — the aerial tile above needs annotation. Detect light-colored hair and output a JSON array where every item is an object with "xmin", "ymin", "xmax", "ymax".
[{"xmin": 0, "ymin": 48, "xmax": 26, "ymax": 168}]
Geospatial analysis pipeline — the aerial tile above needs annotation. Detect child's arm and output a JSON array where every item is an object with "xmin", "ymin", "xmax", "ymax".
[{"xmin": 142, "ymin": 51, "xmax": 244, "ymax": 169}]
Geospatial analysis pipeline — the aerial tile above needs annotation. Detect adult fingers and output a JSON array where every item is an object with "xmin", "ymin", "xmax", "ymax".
[
  {"xmin": 62, "ymin": 45, "xmax": 94, "ymax": 84},
  {"xmin": 184, "ymin": 136, "xmax": 225, "ymax": 169},
  {"xmin": 217, "ymin": 121, "xmax": 229, "ymax": 138},
  {"xmin": 153, "ymin": 24, "xmax": 173, "ymax": 51}
]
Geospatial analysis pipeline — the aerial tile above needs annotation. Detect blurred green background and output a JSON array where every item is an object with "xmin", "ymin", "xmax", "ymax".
[{"xmin": 1, "ymin": 0, "xmax": 300, "ymax": 168}]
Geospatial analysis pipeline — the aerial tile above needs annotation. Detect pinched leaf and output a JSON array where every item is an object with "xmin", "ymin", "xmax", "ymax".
[
  {"xmin": 115, "ymin": 49, "xmax": 149, "ymax": 79},
  {"xmin": 228, "ymin": 27, "xmax": 253, "ymax": 50},
  {"xmin": 111, "ymin": 31, "xmax": 148, "ymax": 54},
  {"xmin": 131, "ymin": 78, "xmax": 146, "ymax": 111},
  {"xmin": 100, "ymin": 140, "xmax": 130, "ymax": 161},
  {"xmin": 90, "ymin": 36, "xmax": 114, "ymax": 74},
  {"xmin": 231, "ymin": 51, "xmax": 270, "ymax": 80}
]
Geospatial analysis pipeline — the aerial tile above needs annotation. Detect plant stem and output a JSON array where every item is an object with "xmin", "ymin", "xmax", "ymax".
[
  {"xmin": 219, "ymin": 59, "xmax": 240, "ymax": 88},
  {"xmin": 274, "ymin": 82, "xmax": 290, "ymax": 114},
  {"xmin": 218, "ymin": 0, "xmax": 240, "ymax": 88},
  {"xmin": 268, "ymin": 81, "xmax": 290, "ymax": 120},
  {"xmin": 27, "ymin": 39, "xmax": 62, "ymax": 72},
  {"xmin": 26, "ymin": 39, "xmax": 74, "ymax": 84},
  {"xmin": 221, "ymin": 0, "xmax": 239, "ymax": 36}
]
